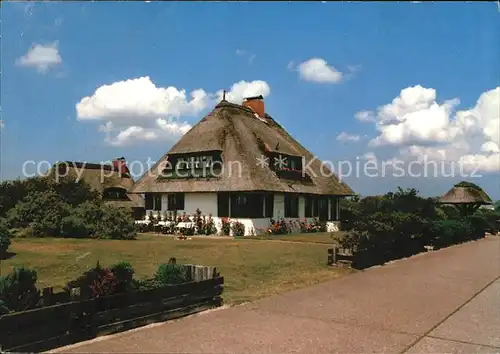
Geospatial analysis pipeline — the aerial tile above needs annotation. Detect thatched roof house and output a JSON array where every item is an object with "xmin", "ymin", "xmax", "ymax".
[
  {"xmin": 439, "ymin": 181, "xmax": 492, "ymax": 205},
  {"xmin": 132, "ymin": 96, "xmax": 354, "ymax": 235},
  {"xmin": 48, "ymin": 158, "xmax": 144, "ymax": 218}
]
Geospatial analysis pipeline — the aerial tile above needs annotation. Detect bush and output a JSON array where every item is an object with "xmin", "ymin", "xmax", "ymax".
[
  {"xmin": 203, "ymin": 215, "xmax": 217, "ymax": 235},
  {"xmin": 110, "ymin": 261, "xmax": 135, "ymax": 293},
  {"xmin": 428, "ymin": 219, "xmax": 473, "ymax": 248},
  {"xmin": 0, "ymin": 222, "xmax": 12, "ymax": 258},
  {"xmin": 95, "ymin": 205, "xmax": 137, "ymax": 240},
  {"xmin": 6, "ymin": 190, "xmax": 70, "ymax": 236},
  {"xmin": 220, "ymin": 217, "xmax": 231, "ymax": 236},
  {"xmin": 231, "ymin": 220, "xmax": 245, "ymax": 237},
  {"xmin": 0, "ymin": 299, "xmax": 9, "ymax": 315},
  {"xmin": 349, "ymin": 212, "xmax": 429, "ymax": 262},
  {"xmin": 74, "ymin": 200, "xmax": 104, "ymax": 237},
  {"xmin": 267, "ymin": 218, "xmax": 291, "ymax": 234},
  {"xmin": 0, "ymin": 267, "xmax": 40, "ymax": 312},
  {"xmin": 298, "ymin": 218, "xmax": 326, "ymax": 233},
  {"xmin": 154, "ymin": 263, "xmax": 188, "ymax": 285},
  {"xmin": 465, "ymin": 215, "xmax": 491, "ymax": 239},
  {"xmin": 60, "ymin": 215, "xmax": 90, "ymax": 238},
  {"xmin": 65, "ymin": 262, "xmax": 119, "ymax": 299}
]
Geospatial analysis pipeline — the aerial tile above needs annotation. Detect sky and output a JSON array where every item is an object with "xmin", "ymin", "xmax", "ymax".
[{"xmin": 1, "ymin": 1, "xmax": 499, "ymax": 199}]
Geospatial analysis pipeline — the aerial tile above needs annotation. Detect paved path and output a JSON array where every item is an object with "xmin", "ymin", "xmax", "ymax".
[{"xmin": 54, "ymin": 236, "xmax": 500, "ymax": 353}]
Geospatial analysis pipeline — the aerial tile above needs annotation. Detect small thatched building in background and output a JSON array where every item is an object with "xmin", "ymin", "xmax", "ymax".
[
  {"xmin": 48, "ymin": 158, "xmax": 145, "ymax": 219},
  {"xmin": 439, "ymin": 181, "xmax": 492, "ymax": 216},
  {"xmin": 131, "ymin": 95, "xmax": 355, "ymax": 235}
]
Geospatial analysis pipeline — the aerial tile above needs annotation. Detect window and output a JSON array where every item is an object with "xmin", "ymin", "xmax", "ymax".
[
  {"xmin": 103, "ymin": 188, "xmax": 128, "ymax": 200},
  {"xmin": 304, "ymin": 195, "xmax": 320, "ymax": 217},
  {"xmin": 167, "ymin": 193, "xmax": 185, "ymax": 211},
  {"xmin": 313, "ymin": 197, "xmax": 319, "ymax": 217},
  {"xmin": 145, "ymin": 194, "xmax": 153, "ymax": 210},
  {"xmin": 264, "ymin": 194, "xmax": 274, "ymax": 218},
  {"xmin": 217, "ymin": 192, "xmax": 230, "ymax": 217},
  {"xmin": 330, "ymin": 197, "xmax": 339, "ymax": 221},
  {"xmin": 318, "ymin": 197, "xmax": 328, "ymax": 221},
  {"xmin": 304, "ymin": 196, "xmax": 313, "ymax": 217},
  {"xmin": 153, "ymin": 195, "xmax": 162, "ymax": 211},
  {"xmin": 231, "ymin": 193, "xmax": 264, "ymax": 218},
  {"xmin": 284, "ymin": 193, "xmax": 299, "ymax": 218}
]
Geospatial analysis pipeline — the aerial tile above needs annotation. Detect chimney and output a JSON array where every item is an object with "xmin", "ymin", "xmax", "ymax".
[
  {"xmin": 243, "ymin": 95, "xmax": 265, "ymax": 118},
  {"xmin": 112, "ymin": 157, "xmax": 130, "ymax": 176}
]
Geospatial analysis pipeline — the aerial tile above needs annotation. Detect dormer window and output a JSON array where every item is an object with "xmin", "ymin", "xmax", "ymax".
[
  {"xmin": 103, "ymin": 187, "xmax": 128, "ymax": 200},
  {"xmin": 270, "ymin": 153, "xmax": 303, "ymax": 172}
]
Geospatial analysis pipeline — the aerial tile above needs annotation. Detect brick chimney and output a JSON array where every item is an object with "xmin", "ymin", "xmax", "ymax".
[
  {"xmin": 243, "ymin": 95, "xmax": 265, "ymax": 118},
  {"xmin": 112, "ymin": 157, "xmax": 130, "ymax": 176}
]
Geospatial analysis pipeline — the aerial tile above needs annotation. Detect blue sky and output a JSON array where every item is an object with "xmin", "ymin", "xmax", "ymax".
[{"xmin": 1, "ymin": 2, "xmax": 499, "ymax": 198}]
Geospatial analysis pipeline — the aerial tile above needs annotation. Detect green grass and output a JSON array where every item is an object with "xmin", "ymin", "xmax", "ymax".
[
  {"xmin": 245, "ymin": 231, "xmax": 345, "ymax": 244},
  {"xmin": 1, "ymin": 234, "xmax": 352, "ymax": 305}
]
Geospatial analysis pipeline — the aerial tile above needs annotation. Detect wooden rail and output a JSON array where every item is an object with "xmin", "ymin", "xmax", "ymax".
[{"xmin": 0, "ymin": 276, "xmax": 224, "ymax": 353}]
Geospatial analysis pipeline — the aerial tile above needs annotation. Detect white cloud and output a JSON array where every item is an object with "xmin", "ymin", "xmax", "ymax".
[
  {"xmin": 76, "ymin": 77, "xmax": 270, "ymax": 146},
  {"xmin": 362, "ymin": 85, "xmax": 500, "ymax": 172},
  {"xmin": 216, "ymin": 80, "xmax": 270, "ymax": 104},
  {"xmin": 0, "ymin": 120, "xmax": 4, "ymax": 130},
  {"xmin": 296, "ymin": 58, "xmax": 343, "ymax": 84},
  {"xmin": 235, "ymin": 49, "xmax": 256, "ymax": 64},
  {"xmin": 16, "ymin": 42, "xmax": 62, "ymax": 74},
  {"xmin": 336, "ymin": 132, "xmax": 361, "ymax": 142},
  {"xmin": 355, "ymin": 110, "xmax": 376, "ymax": 123}
]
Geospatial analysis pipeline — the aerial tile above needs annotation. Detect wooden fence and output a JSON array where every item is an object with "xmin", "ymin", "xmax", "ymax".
[
  {"xmin": 327, "ymin": 247, "xmax": 354, "ymax": 266},
  {"xmin": 0, "ymin": 276, "xmax": 224, "ymax": 353}
]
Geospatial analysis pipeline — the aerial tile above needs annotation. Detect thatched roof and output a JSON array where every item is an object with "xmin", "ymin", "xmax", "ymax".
[
  {"xmin": 47, "ymin": 161, "xmax": 144, "ymax": 209},
  {"xmin": 132, "ymin": 100, "xmax": 354, "ymax": 196},
  {"xmin": 439, "ymin": 181, "xmax": 492, "ymax": 205}
]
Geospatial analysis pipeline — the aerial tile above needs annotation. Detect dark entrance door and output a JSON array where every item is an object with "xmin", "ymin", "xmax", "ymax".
[{"xmin": 318, "ymin": 196, "xmax": 329, "ymax": 221}]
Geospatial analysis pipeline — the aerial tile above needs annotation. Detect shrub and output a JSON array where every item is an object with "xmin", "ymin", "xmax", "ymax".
[
  {"xmin": 0, "ymin": 222, "xmax": 12, "ymax": 258},
  {"xmin": 466, "ymin": 215, "xmax": 492, "ymax": 239},
  {"xmin": 154, "ymin": 263, "xmax": 188, "ymax": 285},
  {"xmin": 473, "ymin": 209, "xmax": 500, "ymax": 234},
  {"xmin": 50, "ymin": 176, "xmax": 100, "ymax": 207},
  {"xmin": 203, "ymin": 215, "xmax": 217, "ymax": 235},
  {"xmin": 65, "ymin": 262, "xmax": 119, "ymax": 299},
  {"xmin": 428, "ymin": 219, "xmax": 473, "ymax": 248},
  {"xmin": 74, "ymin": 200, "xmax": 104, "ymax": 237},
  {"xmin": 231, "ymin": 220, "xmax": 245, "ymax": 237},
  {"xmin": 6, "ymin": 190, "xmax": 70, "ymax": 236},
  {"xmin": 220, "ymin": 217, "xmax": 231, "ymax": 236},
  {"xmin": 350, "ymin": 212, "xmax": 429, "ymax": 261},
  {"xmin": 10, "ymin": 226, "xmax": 35, "ymax": 238},
  {"xmin": 0, "ymin": 267, "xmax": 40, "ymax": 312},
  {"xmin": 268, "ymin": 218, "xmax": 291, "ymax": 234},
  {"xmin": 132, "ymin": 278, "xmax": 158, "ymax": 291},
  {"xmin": 110, "ymin": 261, "xmax": 135, "ymax": 293},
  {"xmin": 298, "ymin": 218, "xmax": 326, "ymax": 233},
  {"xmin": 194, "ymin": 208, "xmax": 203, "ymax": 232},
  {"xmin": 60, "ymin": 215, "xmax": 89, "ymax": 238},
  {"xmin": 0, "ymin": 299, "xmax": 9, "ymax": 315},
  {"xmin": 95, "ymin": 205, "xmax": 137, "ymax": 240}
]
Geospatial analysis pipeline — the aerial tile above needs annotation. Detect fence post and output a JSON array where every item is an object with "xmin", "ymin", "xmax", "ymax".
[
  {"xmin": 332, "ymin": 246, "xmax": 338, "ymax": 264},
  {"xmin": 328, "ymin": 247, "xmax": 339, "ymax": 266},
  {"xmin": 42, "ymin": 287, "xmax": 54, "ymax": 306}
]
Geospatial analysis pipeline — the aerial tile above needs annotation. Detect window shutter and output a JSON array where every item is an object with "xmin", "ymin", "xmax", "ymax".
[
  {"xmin": 217, "ymin": 192, "xmax": 230, "ymax": 217},
  {"xmin": 265, "ymin": 194, "xmax": 274, "ymax": 218},
  {"xmin": 145, "ymin": 194, "xmax": 153, "ymax": 209}
]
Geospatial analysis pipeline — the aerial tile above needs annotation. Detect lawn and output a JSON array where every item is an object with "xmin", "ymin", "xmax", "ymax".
[
  {"xmin": 1, "ymin": 234, "xmax": 352, "ymax": 305},
  {"xmin": 245, "ymin": 231, "xmax": 344, "ymax": 244}
]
